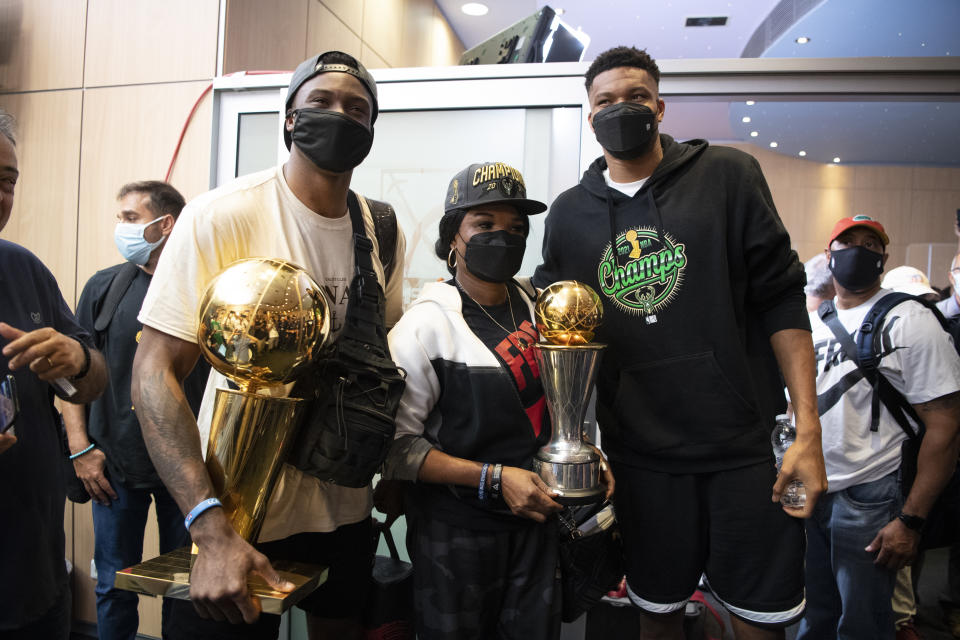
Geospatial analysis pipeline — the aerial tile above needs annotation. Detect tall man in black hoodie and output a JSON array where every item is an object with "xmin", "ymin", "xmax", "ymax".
[{"xmin": 533, "ymin": 46, "xmax": 828, "ymax": 640}]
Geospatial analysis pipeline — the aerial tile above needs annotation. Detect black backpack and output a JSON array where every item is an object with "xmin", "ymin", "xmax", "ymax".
[
  {"xmin": 290, "ymin": 191, "xmax": 406, "ymax": 488},
  {"xmin": 818, "ymin": 293, "xmax": 960, "ymax": 548}
]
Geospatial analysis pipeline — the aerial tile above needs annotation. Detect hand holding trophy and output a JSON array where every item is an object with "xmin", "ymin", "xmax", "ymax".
[
  {"xmin": 115, "ymin": 258, "xmax": 331, "ymax": 613},
  {"xmin": 532, "ymin": 281, "xmax": 607, "ymax": 505}
]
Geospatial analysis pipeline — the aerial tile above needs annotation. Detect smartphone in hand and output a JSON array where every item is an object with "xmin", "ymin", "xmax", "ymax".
[{"xmin": 1, "ymin": 374, "xmax": 20, "ymax": 434}]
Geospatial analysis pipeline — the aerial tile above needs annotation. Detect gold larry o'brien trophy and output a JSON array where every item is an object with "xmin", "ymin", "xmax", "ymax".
[
  {"xmin": 532, "ymin": 281, "xmax": 607, "ymax": 505},
  {"xmin": 114, "ymin": 258, "xmax": 332, "ymax": 613}
]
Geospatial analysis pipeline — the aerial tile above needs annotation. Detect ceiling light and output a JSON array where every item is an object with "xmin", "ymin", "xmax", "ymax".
[
  {"xmin": 798, "ymin": 150, "xmax": 807, "ymax": 157},
  {"xmin": 833, "ymin": 157, "xmax": 841, "ymax": 163},
  {"xmin": 796, "ymin": 36, "xmax": 810, "ymax": 44},
  {"xmin": 750, "ymin": 131, "xmax": 758, "ymax": 137},
  {"xmin": 769, "ymin": 141, "xmax": 778, "ymax": 148},
  {"xmin": 461, "ymin": 3, "xmax": 488, "ymax": 16},
  {"xmin": 741, "ymin": 116, "xmax": 751, "ymax": 123},
  {"xmin": 745, "ymin": 100, "xmax": 755, "ymax": 106}
]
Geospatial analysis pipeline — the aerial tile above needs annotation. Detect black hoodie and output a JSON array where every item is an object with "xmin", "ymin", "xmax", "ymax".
[{"xmin": 533, "ymin": 135, "xmax": 809, "ymax": 473}]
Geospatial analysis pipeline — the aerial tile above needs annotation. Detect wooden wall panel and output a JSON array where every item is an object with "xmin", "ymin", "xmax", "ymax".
[
  {"xmin": 76, "ymin": 81, "xmax": 213, "ymax": 288},
  {"xmin": 361, "ymin": 42, "xmax": 390, "ymax": 70},
  {"xmin": 223, "ymin": 0, "xmax": 307, "ymax": 74},
  {"xmin": 306, "ymin": 0, "xmax": 362, "ymax": 61},
  {"xmin": 362, "ymin": 0, "xmax": 404, "ymax": 67},
  {"xmin": 0, "ymin": 90, "xmax": 82, "ymax": 303},
  {"xmin": 431, "ymin": 5, "xmax": 464, "ymax": 66},
  {"xmin": 398, "ymin": 0, "xmax": 433, "ymax": 68},
  {"xmin": 84, "ymin": 0, "xmax": 219, "ymax": 86},
  {"xmin": 72, "ymin": 502, "xmax": 96, "ymax": 623},
  {"xmin": 321, "ymin": 0, "xmax": 363, "ymax": 35},
  {"xmin": 726, "ymin": 142, "xmax": 960, "ymax": 276},
  {"xmin": 0, "ymin": 0, "xmax": 86, "ymax": 92}
]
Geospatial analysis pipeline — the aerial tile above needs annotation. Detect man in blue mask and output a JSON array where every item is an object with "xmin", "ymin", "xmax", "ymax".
[
  {"xmin": 803, "ymin": 215, "xmax": 960, "ymax": 639},
  {"xmin": 61, "ymin": 181, "xmax": 209, "ymax": 640}
]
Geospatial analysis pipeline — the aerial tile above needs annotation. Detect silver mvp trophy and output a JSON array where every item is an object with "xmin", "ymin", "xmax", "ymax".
[{"xmin": 532, "ymin": 281, "xmax": 606, "ymax": 505}]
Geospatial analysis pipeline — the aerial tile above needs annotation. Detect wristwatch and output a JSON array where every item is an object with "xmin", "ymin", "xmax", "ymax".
[{"xmin": 897, "ymin": 512, "xmax": 925, "ymax": 531}]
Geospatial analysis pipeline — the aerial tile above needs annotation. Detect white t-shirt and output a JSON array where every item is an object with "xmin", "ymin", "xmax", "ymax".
[
  {"xmin": 810, "ymin": 289, "xmax": 960, "ymax": 492},
  {"xmin": 139, "ymin": 165, "xmax": 405, "ymax": 542},
  {"xmin": 603, "ymin": 168, "xmax": 648, "ymax": 197}
]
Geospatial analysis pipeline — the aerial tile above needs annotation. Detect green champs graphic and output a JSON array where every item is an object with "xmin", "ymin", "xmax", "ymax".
[{"xmin": 597, "ymin": 227, "xmax": 687, "ymax": 315}]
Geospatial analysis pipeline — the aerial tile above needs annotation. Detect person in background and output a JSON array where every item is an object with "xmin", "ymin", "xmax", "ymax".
[
  {"xmin": 881, "ymin": 262, "xmax": 950, "ymax": 639},
  {"xmin": 805, "ymin": 253, "xmax": 836, "ymax": 312},
  {"xmin": 882, "ymin": 265, "xmax": 941, "ymax": 304},
  {"xmin": 801, "ymin": 215, "xmax": 960, "ymax": 640},
  {"xmin": 384, "ymin": 162, "xmax": 613, "ymax": 640},
  {"xmin": 533, "ymin": 45, "xmax": 826, "ymax": 639},
  {"xmin": 939, "ymin": 252, "xmax": 960, "ymax": 319},
  {"xmin": 0, "ymin": 107, "xmax": 108, "ymax": 638},
  {"xmin": 61, "ymin": 180, "xmax": 209, "ymax": 640}
]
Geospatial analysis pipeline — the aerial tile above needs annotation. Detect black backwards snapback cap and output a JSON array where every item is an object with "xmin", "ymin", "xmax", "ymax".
[
  {"xmin": 284, "ymin": 51, "xmax": 379, "ymax": 149},
  {"xmin": 444, "ymin": 162, "xmax": 547, "ymax": 217}
]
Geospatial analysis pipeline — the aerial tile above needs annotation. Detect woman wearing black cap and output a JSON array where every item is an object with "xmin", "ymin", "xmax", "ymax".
[{"xmin": 382, "ymin": 162, "xmax": 612, "ymax": 640}]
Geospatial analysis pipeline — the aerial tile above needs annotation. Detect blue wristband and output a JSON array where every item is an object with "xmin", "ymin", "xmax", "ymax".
[
  {"xmin": 479, "ymin": 463, "xmax": 490, "ymax": 501},
  {"xmin": 184, "ymin": 498, "xmax": 223, "ymax": 530},
  {"xmin": 69, "ymin": 443, "xmax": 95, "ymax": 460}
]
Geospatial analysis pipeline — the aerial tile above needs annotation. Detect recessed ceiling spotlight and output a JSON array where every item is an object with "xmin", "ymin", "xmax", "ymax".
[
  {"xmin": 796, "ymin": 36, "xmax": 810, "ymax": 44},
  {"xmin": 461, "ymin": 2, "xmax": 489, "ymax": 16},
  {"xmin": 798, "ymin": 150, "xmax": 807, "ymax": 157},
  {"xmin": 833, "ymin": 157, "xmax": 841, "ymax": 163},
  {"xmin": 750, "ymin": 131, "xmax": 759, "ymax": 137},
  {"xmin": 769, "ymin": 141, "xmax": 778, "ymax": 148},
  {"xmin": 741, "ymin": 116, "xmax": 751, "ymax": 123},
  {"xmin": 745, "ymin": 100, "xmax": 755, "ymax": 106}
]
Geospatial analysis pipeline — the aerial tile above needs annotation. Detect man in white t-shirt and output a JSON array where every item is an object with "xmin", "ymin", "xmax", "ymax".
[
  {"xmin": 132, "ymin": 51, "xmax": 404, "ymax": 640},
  {"xmin": 799, "ymin": 215, "xmax": 960, "ymax": 640}
]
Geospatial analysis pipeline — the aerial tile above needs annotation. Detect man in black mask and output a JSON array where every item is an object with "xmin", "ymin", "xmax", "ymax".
[
  {"xmin": 534, "ymin": 46, "xmax": 827, "ymax": 639},
  {"xmin": 802, "ymin": 216, "xmax": 960, "ymax": 639},
  {"xmin": 132, "ymin": 51, "xmax": 404, "ymax": 639}
]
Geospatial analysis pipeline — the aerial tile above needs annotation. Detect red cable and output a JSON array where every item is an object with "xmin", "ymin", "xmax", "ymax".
[{"xmin": 164, "ymin": 70, "xmax": 293, "ymax": 183}]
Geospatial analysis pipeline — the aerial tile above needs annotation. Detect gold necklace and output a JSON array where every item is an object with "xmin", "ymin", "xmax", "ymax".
[{"xmin": 455, "ymin": 278, "xmax": 529, "ymax": 352}]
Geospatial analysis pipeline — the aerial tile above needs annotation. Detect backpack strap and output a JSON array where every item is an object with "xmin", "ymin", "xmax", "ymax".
[
  {"xmin": 363, "ymin": 196, "xmax": 398, "ymax": 283},
  {"xmin": 344, "ymin": 191, "xmax": 391, "ymax": 361},
  {"xmin": 93, "ymin": 262, "xmax": 140, "ymax": 337},
  {"xmin": 817, "ymin": 296, "xmax": 921, "ymax": 439}
]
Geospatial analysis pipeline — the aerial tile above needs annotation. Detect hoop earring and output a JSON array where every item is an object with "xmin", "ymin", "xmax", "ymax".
[{"xmin": 447, "ymin": 248, "xmax": 457, "ymax": 269}]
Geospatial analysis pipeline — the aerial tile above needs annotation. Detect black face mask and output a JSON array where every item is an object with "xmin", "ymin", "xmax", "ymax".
[
  {"xmin": 829, "ymin": 246, "xmax": 884, "ymax": 292},
  {"xmin": 461, "ymin": 230, "xmax": 526, "ymax": 283},
  {"xmin": 592, "ymin": 102, "xmax": 658, "ymax": 159},
  {"xmin": 290, "ymin": 108, "xmax": 373, "ymax": 173}
]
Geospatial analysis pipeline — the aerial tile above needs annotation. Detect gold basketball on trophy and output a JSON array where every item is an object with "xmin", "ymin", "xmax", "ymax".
[
  {"xmin": 197, "ymin": 258, "xmax": 331, "ymax": 392},
  {"xmin": 535, "ymin": 280, "xmax": 603, "ymax": 345}
]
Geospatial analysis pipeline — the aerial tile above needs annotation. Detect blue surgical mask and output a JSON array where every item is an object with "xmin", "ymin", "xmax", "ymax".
[{"xmin": 114, "ymin": 216, "xmax": 167, "ymax": 265}]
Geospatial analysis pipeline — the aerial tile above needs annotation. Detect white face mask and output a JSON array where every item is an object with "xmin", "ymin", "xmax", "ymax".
[{"xmin": 114, "ymin": 216, "xmax": 167, "ymax": 265}]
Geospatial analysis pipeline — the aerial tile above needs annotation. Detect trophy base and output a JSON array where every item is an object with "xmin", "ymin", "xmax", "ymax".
[
  {"xmin": 533, "ymin": 458, "xmax": 605, "ymax": 506},
  {"xmin": 114, "ymin": 546, "xmax": 327, "ymax": 615}
]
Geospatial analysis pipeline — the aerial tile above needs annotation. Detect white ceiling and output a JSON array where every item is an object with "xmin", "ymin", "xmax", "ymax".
[{"xmin": 433, "ymin": 0, "xmax": 960, "ymax": 166}]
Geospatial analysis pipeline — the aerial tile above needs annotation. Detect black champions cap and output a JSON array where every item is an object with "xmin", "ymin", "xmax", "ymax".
[
  {"xmin": 444, "ymin": 162, "xmax": 547, "ymax": 217},
  {"xmin": 284, "ymin": 51, "xmax": 379, "ymax": 149}
]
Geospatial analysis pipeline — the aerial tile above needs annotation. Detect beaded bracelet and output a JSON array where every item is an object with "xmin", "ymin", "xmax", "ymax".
[
  {"xmin": 184, "ymin": 498, "xmax": 223, "ymax": 530},
  {"xmin": 490, "ymin": 464, "xmax": 503, "ymax": 500},
  {"xmin": 479, "ymin": 463, "xmax": 490, "ymax": 500},
  {"xmin": 69, "ymin": 443, "xmax": 95, "ymax": 460}
]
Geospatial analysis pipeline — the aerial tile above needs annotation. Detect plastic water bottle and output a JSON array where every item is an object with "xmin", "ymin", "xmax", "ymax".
[{"xmin": 771, "ymin": 414, "xmax": 806, "ymax": 508}]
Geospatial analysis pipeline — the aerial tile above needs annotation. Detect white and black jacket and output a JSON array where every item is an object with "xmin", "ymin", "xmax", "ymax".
[{"xmin": 384, "ymin": 280, "xmax": 551, "ymax": 530}]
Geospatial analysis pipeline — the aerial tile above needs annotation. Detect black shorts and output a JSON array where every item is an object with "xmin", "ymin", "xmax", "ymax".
[
  {"xmin": 611, "ymin": 461, "xmax": 805, "ymax": 626},
  {"xmin": 163, "ymin": 517, "xmax": 373, "ymax": 640}
]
